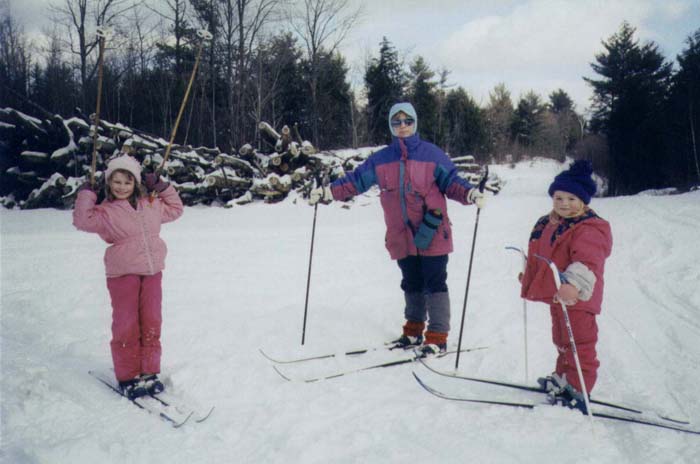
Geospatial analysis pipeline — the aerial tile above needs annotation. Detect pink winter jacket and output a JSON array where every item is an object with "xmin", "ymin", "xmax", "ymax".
[
  {"xmin": 520, "ymin": 209, "xmax": 612, "ymax": 314},
  {"xmin": 73, "ymin": 186, "xmax": 184, "ymax": 278}
]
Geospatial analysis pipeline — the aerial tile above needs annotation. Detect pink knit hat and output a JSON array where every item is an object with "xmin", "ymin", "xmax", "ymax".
[{"xmin": 105, "ymin": 155, "xmax": 142, "ymax": 183}]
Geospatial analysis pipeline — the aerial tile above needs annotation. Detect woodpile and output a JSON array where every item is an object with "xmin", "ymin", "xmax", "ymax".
[{"xmin": 0, "ymin": 107, "xmax": 495, "ymax": 209}]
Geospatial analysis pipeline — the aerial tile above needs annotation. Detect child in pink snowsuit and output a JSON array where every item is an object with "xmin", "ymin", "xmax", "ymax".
[
  {"xmin": 73, "ymin": 155, "xmax": 184, "ymax": 399},
  {"xmin": 520, "ymin": 160, "xmax": 612, "ymax": 412}
]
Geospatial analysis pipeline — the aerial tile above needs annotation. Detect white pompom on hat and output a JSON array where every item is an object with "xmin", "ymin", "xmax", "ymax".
[{"xmin": 105, "ymin": 155, "xmax": 142, "ymax": 183}]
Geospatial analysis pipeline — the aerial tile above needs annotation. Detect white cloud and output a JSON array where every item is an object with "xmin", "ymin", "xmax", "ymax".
[
  {"xmin": 424, "ymin": 0, "xmax": 690, "ymax": 109},
  {"xmin": 437, "ymin": 0, "xmax": 655, "ymax": 72}
]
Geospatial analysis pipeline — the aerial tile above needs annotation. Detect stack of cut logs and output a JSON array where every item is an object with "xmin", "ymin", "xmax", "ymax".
[{"xmin": 0, "ymin": 107, "xmax": 495, "ymax": 209}]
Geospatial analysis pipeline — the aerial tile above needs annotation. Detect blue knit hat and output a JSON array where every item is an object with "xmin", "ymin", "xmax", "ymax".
[
  {"xmin": 548, "ymin": 160, "xmax": 597, "ymax": 204},
  {"xmin": 388, "ymin": 102, "xmax": 418, "ymax": 137}
]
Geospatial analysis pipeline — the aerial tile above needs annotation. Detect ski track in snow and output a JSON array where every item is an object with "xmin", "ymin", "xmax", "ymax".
[{"xmin": 2, "ymin": 159, "xmax": 700, "ymax": 463}]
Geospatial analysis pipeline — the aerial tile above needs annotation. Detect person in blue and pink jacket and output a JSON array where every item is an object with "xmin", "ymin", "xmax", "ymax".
[{"xmin": 309, "ymin": 102, "xmax": 486, "ymax": 355}]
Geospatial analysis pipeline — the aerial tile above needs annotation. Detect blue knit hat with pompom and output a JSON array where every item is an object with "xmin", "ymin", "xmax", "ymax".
[{"xmin": 548, "ymin": 160, "xmax": 597, "ymax": 204}]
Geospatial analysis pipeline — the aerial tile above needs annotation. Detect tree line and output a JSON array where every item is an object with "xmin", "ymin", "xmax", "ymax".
[{"xmin": 1, "ymin": 0, "xmax": 699, "ymax": 195}]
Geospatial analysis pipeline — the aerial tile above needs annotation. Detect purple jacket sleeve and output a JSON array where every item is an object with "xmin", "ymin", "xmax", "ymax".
[
  {"xmin": 433, "ymin": 154, "xmax": 473, "ymax": 205},
  {"xmin": 330, "ymin": 156, "xmax": 378, "ymax": 201}
]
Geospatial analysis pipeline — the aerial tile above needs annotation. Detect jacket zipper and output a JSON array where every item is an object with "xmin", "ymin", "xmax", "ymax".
[{"xmin": 138, "ymin": 205, "xmax": 155, "ymax": 275}]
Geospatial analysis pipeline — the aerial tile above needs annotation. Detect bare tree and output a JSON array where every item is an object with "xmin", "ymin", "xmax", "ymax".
[
  {"xmin": 49, "ymin": 0, "xmax": 135, "ymax": 111},
  {"xmin": 121, "ymin": 4, "xmax": 157, "ymax": 126},
  {"xmin": 147, "ymin": 0, "xmax": 190, "ymax": 74},
  {"xmin": 0, "ymin": 0, "xmax": 33, "ymax": 111},
  {"xmin": 220, "ymin": 0, "xmax": 280, "ymax": 149},
  {"xmin": 290, "ymin": 0, "xmax": 362, "ymax": 146}
]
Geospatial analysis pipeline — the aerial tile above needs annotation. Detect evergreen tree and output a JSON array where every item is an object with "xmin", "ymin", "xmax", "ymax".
[
  {"xmin": 549, "ymin": 89, "xmax": 574, "ymax": 114},
  {"xmin": 484, "ymin": 83, "xmax": 514, "ymax": 161},
  {"xmin": 250, "ymin": 33, "xmax": 307, "ymax": 149},
  {"xmin": 585, "ymin": 22, "xmax": 672, "ymax": 194},
  {"xmin": 667, "ymin": 28, "xmax": 700, "ymax": 187},
  {"xmin": 511, "ymin": 91, "xmax": 543, "ymax": 148},
  {"xmin": 434, "ymin": 68, "xmax": 451, "ymax": 148},
  {"xmin": 407, "ymin": 56, "xmax": 438, "ymax": 143},
  {"xmin": 546, "ymin": 88, "xmax": 582, "ymax": 158},
  {"xmin": 443, "ymin": 87, "xmax": 485, "ymax": 157},
  {"xmin": 365, "ymin": 37, "xmax": 405, "ymax": 144},
  {"xmin": 304, "ymin": 51, "xmax": 353, "ymax": 149},
  {"xmin": 30, "ymin": 35, "xmax": 78, "ymax": 117}
]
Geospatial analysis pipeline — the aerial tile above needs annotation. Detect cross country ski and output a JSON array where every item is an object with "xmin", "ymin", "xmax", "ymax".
[
  {"xmin": 89, "ymin": 369, "xmax": 214, "ymax": 426},
  {"xmin": 412, "ymin": 372, "xmax": 700, "ymax": 436},
  {"xmin": 269, "ymin": 346, "xmax": 488, "ymax": 383}
]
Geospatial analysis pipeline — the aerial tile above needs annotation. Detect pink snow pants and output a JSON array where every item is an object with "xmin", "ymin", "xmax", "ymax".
[
  {"xmin": 106, "ymin": 273, "xmax": 163, "ymax": 381},
  {"xmin": 550, "ymin": 305, "xmax": 600, "ymax": 393}
]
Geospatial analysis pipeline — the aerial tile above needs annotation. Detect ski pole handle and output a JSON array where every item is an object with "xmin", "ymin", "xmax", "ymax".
[{"xmin": 505, "ymin": 246, "xmax": 527, "ymax": 263}]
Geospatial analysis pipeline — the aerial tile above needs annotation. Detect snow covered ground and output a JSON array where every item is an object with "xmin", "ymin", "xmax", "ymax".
[{"xmin": 2, "ymin": 158, "xmax": 700, "ymax": 463}]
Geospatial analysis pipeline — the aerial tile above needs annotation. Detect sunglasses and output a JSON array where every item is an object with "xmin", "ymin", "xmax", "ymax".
[{"xmin": 391, "ymin": 118, "xmax": 415, "ymax": 128}]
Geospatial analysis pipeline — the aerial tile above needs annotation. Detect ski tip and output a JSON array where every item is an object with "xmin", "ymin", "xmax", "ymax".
[
  {"xmin": 412, "ymin": 371, "xmax": 431, "ymax": 390},
  {"xmin": 195, "ymin": 406, "xmax": 215, "ymax": 423},
  {"xmin": 272, "ymin": 365, "xmax": 292, "ymax": 381},
  {"xmin": 258, "ymin": 347, "xmax": 274, "ymax": 361},
  {"xmin": 172, "ymin": 411, "xmax": 195, "ymax": 428}
]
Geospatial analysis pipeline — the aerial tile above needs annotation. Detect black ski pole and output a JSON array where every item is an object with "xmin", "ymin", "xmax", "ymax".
[
  {"xmin": 301, "ymin": 173, "xmax": 327, "ymax": 345},
  {"xmin": 455, "ymin": 166, "xmax": 489, "ymax": 369}
]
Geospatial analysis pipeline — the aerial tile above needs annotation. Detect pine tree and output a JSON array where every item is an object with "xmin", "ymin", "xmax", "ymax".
[
  {"xmin": 365, "ymin": 37, "xmax": 405, "ymax": 144},
  {"xmin": 484, "ymin": 83, "xmax": 514, "ymax": 161},
  {"xmin": 305, "ymin": 51, "xmax": 353, "ymax": 149},
  {"xmin": 585, "ymin": 22, "xmax": 672, "ymax": 194},
  {"xmin": 511, "ymin": 91, "xmax": 544, "ymax": 149},
  {"xmin": 549, "ymin": 89, "xmax": 574, "ymax": 114},
  {"xmin": 407, "ymin": 56, "xmax": 438, "ymax": 143},
  {"xmin": 443, "ymin": 87, "xmax": 485, "ymax": 157},
  {"xmin": 547, "ymin": 89, "xmax": 582, "ymax": 158},
  {"xmin": 667, "ymin": 28, "xmax": 700, "ymax": 187},
  {"xmin": 250, "ymin": 33, "xmax": 307, "ymax": 146}
]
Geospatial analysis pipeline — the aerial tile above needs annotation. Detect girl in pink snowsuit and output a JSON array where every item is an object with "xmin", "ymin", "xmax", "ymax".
[
  {"xmin": 73, "ymin": 155, "xmax": 184, "ymax": 399},
  {"xmin": 520, "ymin": 160, "xmax": 612, "ymax": 411}
]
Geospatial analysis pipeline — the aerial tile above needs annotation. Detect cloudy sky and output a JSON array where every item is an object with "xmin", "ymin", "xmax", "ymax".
[
  {"xmin": 339, "ymin": 0, "xmax": 700, "ymax": 111},
  {"xmin": 11, "ymin": 0, "xmax": 700, "ymax": 112}
]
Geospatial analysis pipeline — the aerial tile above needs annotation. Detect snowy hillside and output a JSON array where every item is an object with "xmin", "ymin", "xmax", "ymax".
[{"xmin": 2, "ymin": 158, "xmax": 700, "ymax": 463}]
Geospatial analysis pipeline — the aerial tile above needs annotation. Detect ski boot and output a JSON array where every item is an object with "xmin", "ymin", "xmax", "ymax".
[
  {"xmin": 540, "ymin": 373, "xmax": 588, "ymax": 415},
  {"xmin": 552, "ymin": 384, "xmax": 588, "ymax": 415},
  {"xmin": 537, "ymin": 372, "xmax": 567, "ymax": 394},
  {"xmin": 416, "ymin": 343, "xmax": 447, "ymax": 358},
  {"xmin": 387, "ymin": 334, "xmax": 424, "ymax": 350},
  {"xmin": 119, "ymin": 377, "xmax": 149, "ymax": 400},
  {"xmin": 417, "ymin": 330, "xmax": 448, "ymax": 357},
  {"xmin": 140, "ymin": 373, "xmax": 165, "ymax": 395}
]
